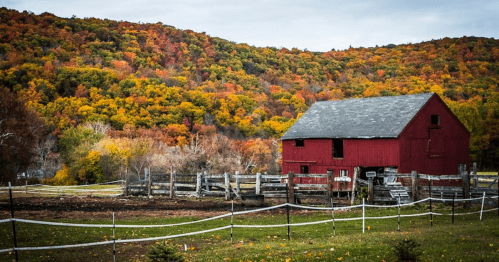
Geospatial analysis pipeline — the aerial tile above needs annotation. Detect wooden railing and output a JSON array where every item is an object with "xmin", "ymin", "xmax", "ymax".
[
  {"xmin": 370, "ymin": 165, "xmax": 498, "ymax": 204},
  {"xmin": 127, "ymin": 172, "xmax": 291, "ymax": 199},
  {"xmin": 127, "ymin": 165, "xmax": 498, "ymax": 206}
]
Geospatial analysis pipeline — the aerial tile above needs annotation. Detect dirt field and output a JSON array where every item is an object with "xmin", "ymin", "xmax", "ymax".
[
  {"xmin": 0, "ymin": 196, "xmax": 259, "ymax": 221},
  {"xmin": 0, "ymin": 195, "xmax": 330, "ymax": 261}
]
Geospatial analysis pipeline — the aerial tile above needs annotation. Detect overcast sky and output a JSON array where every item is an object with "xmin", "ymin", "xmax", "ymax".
[{"xmin": 1, "ymin": 0, "xmax": 498, "ymax": 51}]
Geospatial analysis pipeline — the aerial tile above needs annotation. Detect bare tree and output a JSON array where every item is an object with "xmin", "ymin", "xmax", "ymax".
[
  {"xmin": 268, "ymin": 138, "xmax": 282, "ymax": 175},
  {"xmin": 84, "ymin": 121, "xmax": 111, "ymax": 135},
  {"xmin": 128, "ymin": 138, "xmax": 155, "ymax": 181},
  {"xmin": 151, "ymin": 146, "xmax": 184, "ymax": 175},
  {"xmin": 199, "ymin": 134, "xmax": 244, "ymax": 174},
  {"xmin": 30, "ymin": 135, "xmax": 62, "ymax": 179}
]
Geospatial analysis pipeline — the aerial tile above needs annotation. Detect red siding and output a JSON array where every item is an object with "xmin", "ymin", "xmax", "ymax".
[
  {"xmin": 282, "ymin": 138, "xmax": 400, "ymax": 190},
  {"xmin": 398, "ymin": 95, "xmax": 470, "ymax": 175},
  {"xmin": 282, "ymin": 139, "xmax": 400, "ymax": 168}
]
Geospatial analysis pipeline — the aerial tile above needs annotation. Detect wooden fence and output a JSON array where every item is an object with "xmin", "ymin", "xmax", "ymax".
[
  {"xmin": 127, "ymin": 172, "xmax": 290, "ymax": 200},
  {"xmin": 127, "ymin": 171, "xmax": 335, "ymax": 204},
  {"xmin": 127, "ymin": 165, "xmax": 498, "ymax": 206},
  {"xmin": 370, "ymin": 164, "xmax": 499, "ymax": 205}
]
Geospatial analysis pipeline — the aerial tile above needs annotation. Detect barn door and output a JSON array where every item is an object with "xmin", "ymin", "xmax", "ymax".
[{"xmin": 428, "ymin": 128, "xmax": 444, "ymax": 157}]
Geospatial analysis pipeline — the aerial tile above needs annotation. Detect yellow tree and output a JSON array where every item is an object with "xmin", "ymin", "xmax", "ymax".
[{"xmin": 49, "ymin": 164, "xmax": 77, "ymax": 186}]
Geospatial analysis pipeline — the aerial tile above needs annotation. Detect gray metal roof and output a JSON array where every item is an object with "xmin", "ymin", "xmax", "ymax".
[{"xmin": 281, "ymin": 93, "xmax": 434, "ymax": 140}]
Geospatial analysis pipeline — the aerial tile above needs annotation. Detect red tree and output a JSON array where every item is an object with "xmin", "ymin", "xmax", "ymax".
[{"xmin": 0, "ymin": 88, "xmax": 45, "ymax": 184}]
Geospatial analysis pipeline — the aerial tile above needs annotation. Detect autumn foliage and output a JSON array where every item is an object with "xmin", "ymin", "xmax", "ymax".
[
  {"xmin": 47, "ymin": 164, "xmax": 77, "ymax": 186},
  {"xmin": 0, "ymin": 8, "xmax": 498, "ymax": 183}
]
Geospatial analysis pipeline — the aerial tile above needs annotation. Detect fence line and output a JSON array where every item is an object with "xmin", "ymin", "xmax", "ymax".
[
  {"xmin": 1, "ymin": 172, "xmax": 498, "ymax": 261},
  {"xmin": 1, "ymin": 195, "xmax": 498, "ymax": 255},
  {"xmin": 1, "ymin": 226, "xmax": 234, "ymax": 253},
  {"xmin": 7, "ymin": 214, "xmax": 233, "ymax": 228},
  {"xmin": 1, "ymin": 196, "xmax": 497, "ymax": 228},
  {"xmin": 127, "ymin": 168, "xmax": 498, "ymax": 205},
  {"xmin": 4, "ymin": 169, "xmax": 497, "ymax": 205}
]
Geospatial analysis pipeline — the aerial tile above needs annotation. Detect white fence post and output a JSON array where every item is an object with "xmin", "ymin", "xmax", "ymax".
[
  {"xmin": 204, "ymin": 171, "xmax": 209, "ymax": 192},
  {"xmin": 196, "ymin": 173, "xmax": 202, "ymax": 197},
  {"xmin": 169, "ymin": 171, "xmax": 175, "ymax": 198},
  {"xmin": 235, "ymin": 171, "xmax": 240, "ymax": 195},
  {"xmin": 480, "ymin": 191, "xmax": 486, "ymax": 221},
  {"xmin": 256, "ymin": 173, "xmax": 261, "ymax": 195},
  {"xmin": 362, "ymin": 198, "xmax": 365, "ymax": 234},
  {"xmin": 225, "ymin": 172, "xmax": 230, "ymax": 200}
]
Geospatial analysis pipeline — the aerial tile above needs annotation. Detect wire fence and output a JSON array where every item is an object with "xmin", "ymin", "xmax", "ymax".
[{"xmin": 1, "ymin": 179, "xmax": 498, "ymax": 260}]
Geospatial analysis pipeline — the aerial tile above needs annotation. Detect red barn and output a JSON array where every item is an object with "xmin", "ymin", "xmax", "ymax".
[{"xmin": 281, "ymin": 93, "xmax": 470, "ymax": 191}]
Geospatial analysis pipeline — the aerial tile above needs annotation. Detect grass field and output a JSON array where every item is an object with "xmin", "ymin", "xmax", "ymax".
[
  {"xmin": 0, "ymin": 184, "xmax": 124, "ymax": 198},
  {"xmin": 1, "ymin": 201, "xmax": 499, "ymax": 261},
  {"xmin": 475, "ymin": 172, "xmax": 498, "ymax": 189},
  {"xmin": 477, "ymin": 172, "xmax": 498, "ymax": 176}
]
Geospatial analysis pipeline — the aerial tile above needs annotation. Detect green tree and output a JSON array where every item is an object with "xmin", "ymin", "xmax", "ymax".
[
  {"xmin": 58, "ymin": 124, "xmax": 105, "ymax": 180},
  {"xmin": 79, "ymin": 150, "xmax": 104, "ymax": 183}
]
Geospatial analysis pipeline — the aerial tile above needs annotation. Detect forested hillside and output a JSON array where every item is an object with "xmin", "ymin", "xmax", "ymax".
[{"xmin": 0, "ymin": 8, "xmax": 497, "ymax": 183}]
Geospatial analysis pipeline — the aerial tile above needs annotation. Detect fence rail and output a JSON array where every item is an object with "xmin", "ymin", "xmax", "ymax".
[
  {"xmin": 3, "ymin": 164, "xmax": 497, "ymax": 206},
  {"xmin": 1, "ymin": 181, "xmax": 498, "ymax": 260},
  {"xmin": 366, "ymin": 164, "xmax": 499, "ymax": 205},
  {"xmin": 116, "ymin": 167, "xmax": 499, "ymax": 206},
  {"xmin": 126, "ymin": 172, "xmax": 295, "ymax": 200}
]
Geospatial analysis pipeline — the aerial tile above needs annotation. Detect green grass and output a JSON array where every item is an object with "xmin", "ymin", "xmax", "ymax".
[
  {"xmin": 0, "ymin": 184, "xmax": 123, "ymax": 199},
  {"xmin": 474, "ymin": 172, "xmax": 498, "ymax": 188},
  {"xmin": 1, "ymin": 203, "xmax": 499, "ymax": 261},
  {"xmin": 477, "ymin": 172, "xmax": 498, "ymax": 176}
]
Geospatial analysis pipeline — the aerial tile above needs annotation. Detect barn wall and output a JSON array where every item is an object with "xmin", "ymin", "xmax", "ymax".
[
  {"xmin": 282, "ymin": 138, "xmax": 400, "ymax": 190},
  {"xmin": 399, "ymin": 95, "xmax": 470, "ymax": 175},
  {"xmin": 282, "ymin": 139, "xmax": 400, "ymax": 167}
]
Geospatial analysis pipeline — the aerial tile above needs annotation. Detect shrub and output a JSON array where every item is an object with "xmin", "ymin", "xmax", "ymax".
[
  {"xmin": 50, "ymin": 164, "xmax": 77, "ymax": 186},
  {"xmin": 393, "ymin": 238, "xmax": 422, "ymax": 262},
  {"xmin": 27, "ymin": 177, "xmax": 40, "ymax": 185},
  {"xmin": 358, "ymin": 186, "xmax": 368, "ymax": 200},
  {"xmin": 81, "ymin": 150, "xmax": 104, "ymax": 183},
  {"xmin": 146, "ymin": 241, "xmax": 184, "ymax": 262}
]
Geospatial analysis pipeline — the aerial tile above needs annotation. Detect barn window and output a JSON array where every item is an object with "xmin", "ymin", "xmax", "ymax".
[
  {"xmin": 301, "ymin": 165, "xmax": 309, "ymax": 174},
  {"xmin": 295, "ymin": 139, "xmax": 304, "ymax": 147},
  {"xmin": 431, "ymin": 115, "xmax": 440, "ymax": 125},
  {"xmin": 333, "ymin": 139, "xmax": 344, "ymax": 158},
  {"xmin": 340, "ymin": 170, "xmax": 348, "ymax": 177}
]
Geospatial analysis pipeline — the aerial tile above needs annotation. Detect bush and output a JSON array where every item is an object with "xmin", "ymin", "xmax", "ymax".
[
  {"xmin": 393, "ymin": 238, "xmax": 422, "ymax": 262},
  {"xmin": 27, "ymin": 177, "xmax": 40, "ymax": 185},
  {"xmin": 49, "ymin": 164, "xmax": 77, "ymax": 186},
  {"xmin": 146, "ymin": 241, "xmax": 184, "ymax": 262},
  {"xmin": 358, "ymin": 186, "xmax": 368, "ymax": 200}
]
